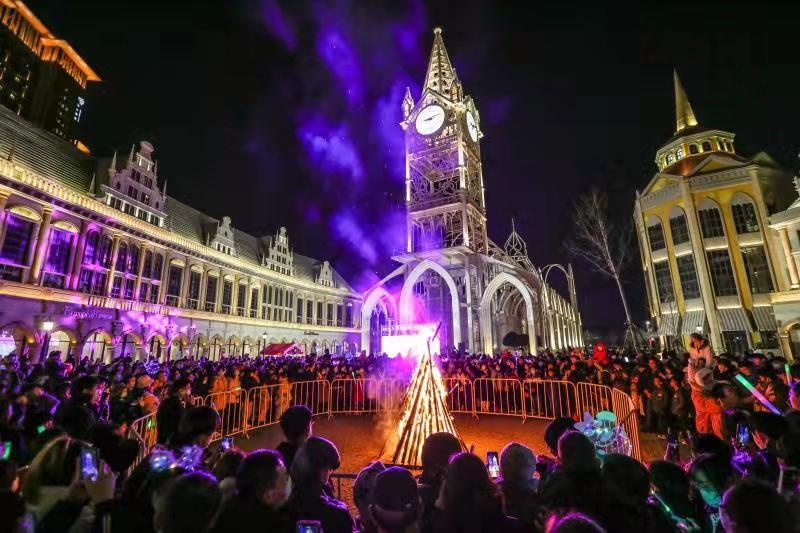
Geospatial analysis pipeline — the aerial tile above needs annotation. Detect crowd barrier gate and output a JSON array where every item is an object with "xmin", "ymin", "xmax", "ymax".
[{"xmin": 128, "ymin": 377, "xmax": 643, "ymax": 467}]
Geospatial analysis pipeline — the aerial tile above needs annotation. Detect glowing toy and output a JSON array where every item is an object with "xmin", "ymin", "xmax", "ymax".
[
  {"xmin": 573, "ymin": 411, "xmax": 632, "ymax": 457},
  {"xmin": 734, "ymin": 374, "xmax": 780, "ymax": 415}
]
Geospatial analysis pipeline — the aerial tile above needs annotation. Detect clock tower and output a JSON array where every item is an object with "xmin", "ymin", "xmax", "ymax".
[{"xmin": 401, "ymin": 27, "xmax": 488, "ymax": 255}]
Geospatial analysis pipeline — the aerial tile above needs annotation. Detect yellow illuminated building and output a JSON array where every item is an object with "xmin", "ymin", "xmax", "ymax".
[{"xmin": 634, "ymin": 71, "xmax": 794, "ymax": 355}]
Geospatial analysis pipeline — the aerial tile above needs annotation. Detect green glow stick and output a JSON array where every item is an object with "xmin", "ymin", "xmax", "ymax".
[{"xmin": 735, "ymin": 374, "xmax": 780, "ymax": 414}]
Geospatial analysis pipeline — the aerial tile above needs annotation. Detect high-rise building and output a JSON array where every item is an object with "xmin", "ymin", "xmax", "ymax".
[
  {"xmin": 634, "ymin": 71, "xmax": 794, "ymax": 355},
  {"xmin": 0, "ymin": 1, "xmax": 99, "ymax": 143}
]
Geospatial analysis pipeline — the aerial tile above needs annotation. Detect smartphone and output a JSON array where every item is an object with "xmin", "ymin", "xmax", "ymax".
[
  {"xmin": 736, "ymin": 423, "xmax": 751, "ymax": 450},
  {"xmin": 487, "ymin": 451, "xmax": 500, "ymax": 478},
  {"xmin": 665, "ymin": 435, "xmax": 679, "ymax": 462},
  {"xmin": 296, "ymin": 520, "xmax": 322, "ymax": 533},
  {"xmin": 220, "ymin": 436, "xmax": 233, "ymax": 452},
  {"xmin": 176, "ymin": 445, "xmax": 203, "ymax": 471},
  {"xmin": 80, "ymin": 446, "xmax": 100, "ymax": 481}
]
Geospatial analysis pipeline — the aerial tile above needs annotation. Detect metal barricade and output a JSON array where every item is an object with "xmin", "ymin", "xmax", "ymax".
[
  {"xmin": 523, "ymin": 380, "xmax": 577, "ymax": 420},
  {"xmin": 376, "ymin": 378, "xmax": 406, "ymax": 413},
  {"xmin": 612, "ymin": 388, "xmax": 643, "ymax": 461},
  {"xmin": 576, "ymin": 382, "xmax": 613, "ymax": 416},
  {"xmin": 127, "ymin": 412, "xmax": 157, "ymax": 473},
  {"xmin": 443, "ymin": 377, "xmax": 475, "ymax": 415},
  {"xmin": 243, "ymin": 384, "xmax": 282, "ymax": 432},
  {"xmin": 472, "ymin": 378, "xmax": 525, "ymax": 418},
  {"xmin": 202, "ymin": 389, "xmax": 247, "ymax": 439},
  {"xmin": 330, "ymin": 378, "xmax": 379, "ymax": 415},
  {"xmin": 290, "ymin": 380, "xmax": 331, "ymax": 416}
]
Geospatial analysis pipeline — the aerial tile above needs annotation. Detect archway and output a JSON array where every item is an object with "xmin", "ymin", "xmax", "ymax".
[
  {"xmin": 47, "ymin": 329, "xmax": 76, "ymax": 360},
  {"xmin": 82, "ymin": 330, "xmax": 113, "ymax": 362},
  {"xmin": 146, "ymin": 333, "xmax": 167, "ymax": 362},
  {"xmin": 0, "ymin": 322, "xmax": 35, "ymax": 357},
  {"xmin": 169, "ymin": 333, "xmax": 190, "ymax": 361},
  {"xmin": 241, "ymin": 336, "xmax": 254, "ymax": 356},
  {"xmin": 398, "ymin": 260, "xmax": 462, "ymax": 351},
  {"xmin": 479, "ymin": 272, "xmax": 538, "ymax": 355},
  {"xmin": 190, "ymin": 334, "xmax": 208, "ymax": 358},
  {"xmin": 226, "ymin": 336, "xmax": 240, "ymax": 356},
  {"xmin": 116, "ymin": 331, "xmax": 142, "ymax": 360},
  {"xmin": 209, "ymin": 335, "xmax": 224, "ymax": 360},
  {"xmin": 360, "ymin": 286, "xmax": 398, "ymax": 355}
]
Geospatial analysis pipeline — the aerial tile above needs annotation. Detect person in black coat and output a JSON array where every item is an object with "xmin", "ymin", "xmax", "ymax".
[
  {"xmin": 156, "ymin": 378, "xmax": 191, "ymax": 445},
  {"xmin": 53, "ymin": 375, "xmax": 99, "ymax": 440}
]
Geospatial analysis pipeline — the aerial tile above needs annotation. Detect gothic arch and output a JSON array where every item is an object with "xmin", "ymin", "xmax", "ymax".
[
  {"xmin": 398, "ymin": 260, "xmax": 462, "ymax": 348},
  {"xmin": 360, "ymin": 285, "xmax": 398, "ymax": 354},
  {"xmin": 479, "ymin": 272, "xmax": 537, "ymax": 354}
]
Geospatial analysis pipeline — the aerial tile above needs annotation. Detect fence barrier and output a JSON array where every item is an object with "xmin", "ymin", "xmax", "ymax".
[
  {"xmin": 131, "ymin": 377, "xmax": 642, "ymax": 463},
  {"xmin": 523, "ymin": 380, "xmax": 577, "ymax": 420}
]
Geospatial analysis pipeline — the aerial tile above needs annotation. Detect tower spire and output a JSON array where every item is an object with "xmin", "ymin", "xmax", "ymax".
[
  {"xmin": 109, "ymin": 150, "xmax": 117, "ymax": 172},
  {"xmin": 423, "ymin": 27, "xmax": 457, "ymax": 98},
  {"xmin": 673, "ymin": 69, "xmax": 698, "ymax": 133}
]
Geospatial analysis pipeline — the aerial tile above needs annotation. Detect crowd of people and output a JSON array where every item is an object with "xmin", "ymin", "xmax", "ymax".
[{"xmin": 0, "ymin": 333, "xmax": 799, "ymax": 531}]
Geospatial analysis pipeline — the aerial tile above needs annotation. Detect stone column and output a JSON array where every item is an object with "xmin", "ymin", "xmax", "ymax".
[
  {"xmin": 0, "ymin": 191, "xmax": 10, "ymax": 252},
  {"xmin": 230, "ymin": 276, "xmax": 240, "ymax": 315},
  {"xmin": 199, "ymin": 268, "xmax": 208, "ymax": 309},
  {"xmin": 179, "ymin": 263, "xmax": 191, "ymax": 308},
  {"xmin": 159, "ymin": 253, "xmax": 171, "ymax": 305},
  {"xmin": 781, "ymin": 331, "xmax": 794, "ymax": 362},
  {"xmin": 104, "ymin": 235, "xmax": 121, "ymax": 295},
  {"xmin": 779, "ymin": 228, "xmax": 800, "ymax": 289},
  {"xmin": 28, "ymin": 208, "xmax": 53, "ymax": 284},
  {"xmin": 216, "ymin": 273, "xmax": 224, "ymax": 313},
  {"xmin": 244, "ymin": 277, "xmax": 253, "ymax": 317},
  {"xmin": 69, "ymin": 221, "xmax": 89, "ymax": 290}
]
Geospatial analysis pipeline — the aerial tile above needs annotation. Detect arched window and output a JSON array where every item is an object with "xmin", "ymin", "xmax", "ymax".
[
  {"xmin": 689, "ymin": 144, "xmax": 699, "ymax": 155},
  {"xmin": 115, "ymin": 242, "xmax": 128, "ymax": 273},
  {"xmin": 698, "ymin": 199, "xmax": 725, "ymax": 239},
  {"xmin": 731, "ymin": 194, "xmax": 759, "ymax": 234},
  {"xmin": 83, "ymin": 230, "xmax": 99, "ymax": 264},
  {"xmin": 676, "ymin": 147, "xmax": 684, "ymax": 160},
  {"xmin": 142, "ymin": 250, "xmax": 153, "ymax": 278},
  {"xmin": 128, "ymin": 245, "xmax": 140, "ymax": 275},
  {"xmin": 647, "ymin": 217, "xmax": 666, "ymax": 251},
  {"xmin": 668, "ymin": 207, "xmax": 690, "ymax": 245},
  {"xmin": 152, "ymin": 253, "xmax": 163, "ymax": 279},
  {"xmin": 43, "ymin": 228, "xmax": 75, "ymax": 288},
  {"xmin": 702, "ymin": 141, "xmax": 712, "ymax": 152},
  {"xmin": 666, "ymin": 152, "xmax": 675, "ymax": 165},
  {"xmin": 0, "ymin": 212, "xmax": 35, "ymax": 269},
  {"xmin": 98, "ymin": 236, "xmax": 113, "ymax": 268}
]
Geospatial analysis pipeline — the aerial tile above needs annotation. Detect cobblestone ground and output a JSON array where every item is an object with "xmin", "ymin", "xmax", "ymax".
[{"xmin": 234, "ymin": 413, "xmax": 673, "ymax": 512}]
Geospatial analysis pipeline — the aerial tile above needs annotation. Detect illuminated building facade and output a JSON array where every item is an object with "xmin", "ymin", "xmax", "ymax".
[
  {"xmin": 635, "ymin": 71, "xmax": 794, "ymax": 355},
  {"xmin": 362, "ymin": 28, "xmax": 582, "ymax": 355},
  {"xmin": 0, "ymin": 107, "xmax": 361, "ymax": 361},
  {"xmin": 0, "ymin": 1, "xmax": 100, "ymax": 143}
]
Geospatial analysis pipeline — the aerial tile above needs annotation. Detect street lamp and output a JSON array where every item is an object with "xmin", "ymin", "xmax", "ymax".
[
  {"xmin": 261, "ymin": 331, "xmax": 268, "ymax": 354},
  {"xmin": 40, "ymin": 318, "xmax": 54, "ymax": 361}
]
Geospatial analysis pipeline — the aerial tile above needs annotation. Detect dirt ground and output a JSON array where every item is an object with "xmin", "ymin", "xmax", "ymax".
[{"xmin": 232, "ymin": 413, "xmax": 677, "ymax": 512}]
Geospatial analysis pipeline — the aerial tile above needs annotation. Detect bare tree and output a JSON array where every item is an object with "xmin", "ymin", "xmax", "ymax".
[{"xmin": 566, "ymin": 190, "xmax": 639, "ymax": 349}]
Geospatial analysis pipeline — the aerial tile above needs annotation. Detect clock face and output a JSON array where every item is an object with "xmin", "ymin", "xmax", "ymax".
[
  {"xmin": 466, "ymin": 111, "xmax": 478, "ymax": 142},
  {"xmin": 415, "ymin": 104, "xmax": 446, "ymax": 135}
]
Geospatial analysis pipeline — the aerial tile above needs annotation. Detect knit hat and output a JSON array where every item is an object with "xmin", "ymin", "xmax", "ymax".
[
  {"xmin": 353, "ymin": 461, "xmax": 386, "ymax": 516},
  {"xmin": 372, "ymin": 467, "xmax": 419, "ymax": 513}
]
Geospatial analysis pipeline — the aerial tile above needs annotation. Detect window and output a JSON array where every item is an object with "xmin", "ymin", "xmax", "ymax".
[
  {"xmin": 128, "ymin": 245, "xmax": 139, "ymax": 275},
  {"xmin": 131, "ymin": 169, "xmax": 140, "ymax": 183},
  {"xmin": 307, "ymin": 301, "xmax": 314, "ymax": 322},
  {"xmin": 669, "ymin": 215, "xmax": 690, "ymax": 245},
  {"xmin": 111, "ymin": 276, "xmax": 122, "ymax": 298},
  {"xmin": 138, "ymin": 282, "xmax": 150, "ymax": 302},
  {"xmin": 149, "ymin": 284, "xmax": 159, "ymax": 304},
  {"xmin": 42, "ymin": 228, "xmax": 74, "ymax": 288},
  {"xmin": 152, "ymin": 254, "xmax": 163, "ymax": 279},
  {"xmin": 653, "ymin": 261, "xmax": 675, "ymax": 303},
  {"xmin": 124, "ymin": 278, "xmax": 135, "ymax": 300},
  {"xmin": 115, "ymin": 242, "xmax": 128, "ymax": 273},
  {"xmin": 142, "ymin": 251, "xmax": 153, "ymax": 278},
  {"xmin": 127, "ymin": 186, "xmax": 138, "ymax": 200},
  {"xmin": 166, "ymin": 265, "xmax": 183, "ymax": 298},
  {"xmin": 0, "ymin": 213, "xmax": 34, "ymax": 265},
  {"xmin": 702, "ymin": 141, "xmax": 712, "ymax": 152},
  {"xmin": 666, "ymin": 153, "xmax": 675, "ymax": 165},
  {"xmin": 317, "ymin": 302, "xmax": 323, "ymax": 325},
  {"xmin": 205, "ymin": 277, "xmax": 218, "ymax": 304},
  {"xmin": 250, "ymin": 287, "xmax": 259, "ymax": 315},
  {"xmin": 297, "ymin": 298, "xmax": 304, "ymax": 322},
  {"xmin": 236, "ymin": 283, "xmax": 246, "ymax": 312},
  {"xmin": 345, "ymin": 304, "xmax": 353, "ymax": 327},
  {"xmin": 676, "ymin": 147, "xmax": 684, "ymax": 160},
  {"xmin": 676, "ymin": 255, "xmax": 701, "ymax": 299},
  {"xmin": 98, "ymin": 236, "xmax": 113, "ymax": 267},
  {"xmin": 698, "ymin": 208, "xmax": 725, "ymax": 238},
  {"xmin": 143, "ymin": 176, "xmax": 153, "ymax": 189},
  {"xmin": 222, "ymin": 280, "xmax": 233, "ymax": 307},
  {"xmin": 731, "ymin": 203, "xmax": 759, "ymax": 234},
  {"xmin": 141, "ymin": 194, "xmax": 150, "ymax": 206},
  {"xmin": 689, "ymin": 144, "xmax": 699, "ymax": 155},
  {"xmin": 648, "ymin": 223, "xmax": 666, "ymax": 251},
  {"xmin": 137, "ymin": 210, "xmax": 148, "ymax": 221},
  {"xmin": 91, "ymin": 271, "xmax": 107, "ymax": 295},
  {"xmin": 741, "ymin": 246, "xmax": 774, "ymax": 294},
  {"xmin": 707, "ymin": 250, "xmax": 737, "ymax": 296}
]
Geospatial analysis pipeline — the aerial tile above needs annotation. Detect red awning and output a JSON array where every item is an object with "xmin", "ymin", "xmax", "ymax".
[{"xmin": 260, "ymin": 343, "xmax": 303, "ymax": 356}]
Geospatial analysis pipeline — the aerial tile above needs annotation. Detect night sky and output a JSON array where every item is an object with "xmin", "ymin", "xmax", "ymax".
[{"xmin": 27, "ymin": 0, "xmax": 800, "ymax": 331}]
